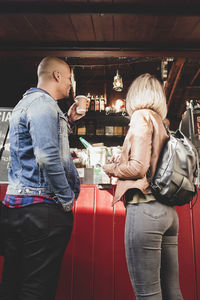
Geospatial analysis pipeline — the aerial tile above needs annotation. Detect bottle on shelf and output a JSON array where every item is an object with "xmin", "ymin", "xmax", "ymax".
[
  {"xmin": 87, "ymin": 92, "xmax": 91, "ymax": 101},
  {"xmin": 99, "ymin": 95, "xmax": 105, "ymax": 112},
  {"xmin": 90, "ymin": 96, "xmax": 95, "ymax": 111},
  {"xmin": 96, "ymin": 124, "xmax": 105, "ymax": 136},
  {"xmin": 95, "ymin": 95, "xmax": 100, "ymax": 111},
  {"xmin": 87, "ymin": 92, "xmax": 91, "ymax": 108},
  {"xmin": 113, "ymin": 126, "xmax": 123, "ymax": 136},
  {"xmin": 77, "ymin": 122, "xmax": 86, "ymax": 136},
  {"xmin": 86, "ymin": 120, "xmax": 95, "ymax": 136},
  {"xmin": 105, "ymin": 126, "xmax": 114, "ymax": 136}
]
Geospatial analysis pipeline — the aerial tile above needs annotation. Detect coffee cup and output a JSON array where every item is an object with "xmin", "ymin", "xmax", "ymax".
[{"xmin": 75, "ymin": 95, "xmax": 88, "ymax": 115}]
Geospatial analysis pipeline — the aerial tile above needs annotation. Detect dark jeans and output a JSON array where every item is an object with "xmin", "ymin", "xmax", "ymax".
[
  {"xmin": 0, "ymin": 203, "xmax": 73, "ymax": 300},
  {"xmin": 125, "ymin": 201, "xmax": 183, "ymax": 300}
]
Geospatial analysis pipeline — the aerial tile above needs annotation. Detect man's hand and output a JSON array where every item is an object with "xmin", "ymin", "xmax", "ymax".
[{"xmin": 68, "ymin": 99, "xmax": 90, "ymax": 121}]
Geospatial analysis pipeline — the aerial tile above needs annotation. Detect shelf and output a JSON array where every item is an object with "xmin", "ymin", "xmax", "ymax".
[
  {"xmin": 69, "ymin": 135, "xmax": 126, "ymax": 148},
  {"xmin": 77, "ymin": 111, "xmax": 130, "ymax": 126},
  {"xmin": 70, "ymin": 111, "xmax": 129, "ymax": 148}
]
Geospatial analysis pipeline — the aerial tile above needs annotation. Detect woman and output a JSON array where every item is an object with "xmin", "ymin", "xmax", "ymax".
[{"xmin": 103, "ymin": 74, "xmax": 183, "ymax": 300}]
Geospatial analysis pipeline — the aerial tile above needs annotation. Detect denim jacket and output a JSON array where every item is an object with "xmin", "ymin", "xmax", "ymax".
[{"xmin": 6, "ymin": 88, "xmax": 80, "ymax": 211}]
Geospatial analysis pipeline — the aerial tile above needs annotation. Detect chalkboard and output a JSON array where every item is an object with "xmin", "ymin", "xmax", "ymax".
[{"xmin": 0, "ymin": 108, "xmax": 12, "ymax": 183}]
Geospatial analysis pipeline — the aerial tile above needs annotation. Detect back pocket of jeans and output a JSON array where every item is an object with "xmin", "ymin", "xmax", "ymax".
[{"xmin": 143, "ymin": 203, "xmax": 167, "ymax": 219}]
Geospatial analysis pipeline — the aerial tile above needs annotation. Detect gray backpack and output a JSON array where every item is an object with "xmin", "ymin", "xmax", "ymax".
[{"xmin": 149, "ymin": 126, "xmax": 198, "ymax": 206}]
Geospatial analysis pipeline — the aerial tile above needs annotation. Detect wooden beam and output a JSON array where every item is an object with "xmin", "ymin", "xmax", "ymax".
[
  {"xmin": 2, "ymin": 41, "xmax": 200, "ymax": 51},
  {"xmin": 165, "ymin": 58, "xmax": 185, "ymax": 108},
  {"xmin": 1, "ymin": 50, "xmax": 200, "ymax": 58},
  {"xmin": 186, "ymin": 85, "xmax": 200, "ymax": 89},
  {"xmin": 178, "ymin": 88, "xmax": 189, "ymax": 118},
  {"xmin": 1, "ymin": 42, "xmax": 200, "ymax": 57},
  {"xmin": 190, "ymin": 69, "xmax": 200, "ymax": 85},
  {"xmin": 177, "ymin": 72, "xmax": 200, "ymax": 116},
  {"xmin": 0, "ymin": 2, "xmax": 200, "ymax": 15}
]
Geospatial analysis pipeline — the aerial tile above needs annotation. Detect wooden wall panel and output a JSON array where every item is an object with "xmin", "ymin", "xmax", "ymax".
[
  {"xmin": 191, "ymin": 190, "xmax": 200, "ymax": 300},
  {"xmin": 190, "ymin": 22, "xmax": 200, "ymax": 40},
  {"xmin": 152, "ymin": 16, "xmax": 178, "ymax": 41},
  {"xmin": 97, "ymin": 15, "xmax": 114, "ymax": 41},
  {"xmin": 1, "ymin": 0, "xmax": 198, "ymax": 4},
  {"xmin": 0, "ymin": 184, "xmax": 199, "ymax": 300},
  {"xmin": 1, "ymin": 0, "xmax": 200, "ymax": 51},
  {"xmin": 0, "ymin": 184, "xmax": 7, "ymax": 200},
  {"xmin": 70, "ymin": 186, "xmax": 96, "ymax": 300},
  {"xmin": 89, "ymin": 0, "xmax": 113, "ymax": 2},
  {"xmin": 93, "ymin": 188, "xmax": 114, "ymax": 300},
  {"xmin": 55, "ymin": 186, "xmax": 96, "ymax": 300},
  {"xmin": 55, "ymin": 203, "xmax": 76, "ymax": 300},
  {"xmin": 0, "ymin": 185, "xmax": 7, "ymax": 281},
  {"xmin": 92, "ymin": 15, "xmax": 107, "ymax": 41},
  {"xmin": 63, "ymin": 0, "xmax": 88, "ymax": 2},
  {"xmin": 176, "ymin": 205, "xmax": 197, "ymax": 300},
  {"xmin": 69, "ymin": 15, "xmax": 96, "ymax": 41},
  {"xmin": 169, "ymin": 16, "xmax": 200, "ymax": 40},
  {"xmin": 114, "ymin": 15, "xmax": 156, "ymax": 42},
  {"xmin": 26, "ymin": 15, "xmax": 78, "ymax": 41},
  {"xmin": 113, "ymin": 0, "xmax": 185, "ymax": 3},
  {"xmin": 113, "ymin": 200, "xmax": 135, "ymax": 300},
  {"xmin": 0, "ymin": 16, "xmax": 30, "ymax": 41},
  {"xmin": 114, "ymin": 15, "xmax": 138, "ymax": 41}
]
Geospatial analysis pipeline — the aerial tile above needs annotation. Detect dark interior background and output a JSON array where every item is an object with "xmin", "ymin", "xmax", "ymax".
[{"xmin": 1, "ymin": 1, "xmax": 200, "ymax": 130}]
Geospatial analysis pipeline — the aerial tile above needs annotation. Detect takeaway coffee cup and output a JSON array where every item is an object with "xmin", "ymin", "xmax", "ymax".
[{"xmin": 75, "ymin": 95, "xmax": 88, "ymax": 115}]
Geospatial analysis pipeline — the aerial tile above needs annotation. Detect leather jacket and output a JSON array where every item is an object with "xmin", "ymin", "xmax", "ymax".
[{"xmin": 103, "ymin": 109, "xmax": 169, "ymax": 204}]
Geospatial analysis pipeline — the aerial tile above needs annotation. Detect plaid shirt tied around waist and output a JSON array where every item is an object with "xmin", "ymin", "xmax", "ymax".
[{"xmin": 3, "ymin": 194, "xmax": 55, "ymax": 208}]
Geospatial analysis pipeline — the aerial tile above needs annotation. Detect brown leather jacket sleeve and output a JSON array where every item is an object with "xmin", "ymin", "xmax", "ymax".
[{"xmin": 103, "ymin": 111, "xmax": 153, "ymax": 179}]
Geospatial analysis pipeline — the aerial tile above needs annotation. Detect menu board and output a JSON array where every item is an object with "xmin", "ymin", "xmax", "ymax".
[{"xmin": 0, "ymin": 108, "xmax": 12, "ymax": 183}]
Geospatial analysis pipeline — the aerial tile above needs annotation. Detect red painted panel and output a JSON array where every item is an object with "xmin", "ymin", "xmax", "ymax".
[
  {"xmin": 55, "ymin": 204, "xmax": 76, "ymax": 300},
  {"xmin": 114, "ymin": 200, "xmax": 135, "ymax": 300},
  {"xmin": 93, "ymin": 188, "xmax": 115, "ymax": 300},
  {"xmin": 0, "ymin": 256, "xmax": 3, "ymax": 281},
  {"xmin": 0, "ymin": 185, "xmax": 7, "ymax": 276},
  {"xmin": 71, "ymin": 186, "xmax": 96, "ymax": 300},
  {"xmin": 176, "ymin": 205, "xmax": 197, "ymax": 300},
  {"xmin": 0, "ymin": 184, "xmax": 199, "ymax": 300},
  {"xmin": 0, "ymin": 184, "xmax": 7, "ymax": 201},
  {"xmin": 191, "ymin": 190, "xmax": 200, "ymax": 300}
]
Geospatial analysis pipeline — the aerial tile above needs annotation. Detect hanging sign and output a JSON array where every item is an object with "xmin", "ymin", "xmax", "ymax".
[{"xmin": 0, "ymin": 108, "xmax": 12, "ymax": 183}]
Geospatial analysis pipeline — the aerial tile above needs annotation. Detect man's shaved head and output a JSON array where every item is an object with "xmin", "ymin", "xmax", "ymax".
[
  {"xmin": 37, "ymin": 57, "xmax": 72, "ymax": 100},
  {"xmin": 37, "ymin": 57, "xmax": 69, "ymax": 79}
]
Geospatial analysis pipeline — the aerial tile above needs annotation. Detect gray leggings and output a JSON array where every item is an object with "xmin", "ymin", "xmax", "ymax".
[{"xmin": 125, "ymin": 201, "xmax": 183, "ymax": 300}]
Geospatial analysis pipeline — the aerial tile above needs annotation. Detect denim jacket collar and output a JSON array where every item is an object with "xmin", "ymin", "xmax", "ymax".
[{"xmin": 24, "ymin": 87, "xmax": 53, "ymax": 98}]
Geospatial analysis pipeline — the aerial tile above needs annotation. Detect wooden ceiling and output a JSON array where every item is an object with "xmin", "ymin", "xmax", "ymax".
[
  {"xmin": 1, "ymin": 0, "xmax": 200, "ymax": 129},
  {"xmin": 1, "ymin": 0, "xmax": 200, "ymax": 56}
]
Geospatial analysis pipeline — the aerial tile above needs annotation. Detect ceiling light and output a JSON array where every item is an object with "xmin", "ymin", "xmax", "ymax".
[{"xmin": 113, "ymin": 70, "xmax": 123, "ymax": 92}]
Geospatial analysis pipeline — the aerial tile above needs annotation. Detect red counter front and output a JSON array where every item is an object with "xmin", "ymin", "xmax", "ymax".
[{"xmin": 0, "ymin": 184, "xmax": 199, "ymax": 300}]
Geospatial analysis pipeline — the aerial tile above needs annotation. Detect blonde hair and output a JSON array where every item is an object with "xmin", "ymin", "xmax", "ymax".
[{"xmin": 126, "ymin": 73, "xmax": 167, "ymax": 119}]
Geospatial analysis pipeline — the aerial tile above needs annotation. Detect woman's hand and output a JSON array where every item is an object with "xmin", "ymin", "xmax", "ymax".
[
  {"xmin": 103, "ymin": 163, "xmax": 116, "ymax": 177},
  {"xmin": 109, "ymin": 154, "xmax": 121, "ymax": 164}
]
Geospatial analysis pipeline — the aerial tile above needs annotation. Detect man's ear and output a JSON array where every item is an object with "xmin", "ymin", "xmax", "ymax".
[{"xmin": 53, "ymin": 71, "xmax": 60, "ymax": 82}]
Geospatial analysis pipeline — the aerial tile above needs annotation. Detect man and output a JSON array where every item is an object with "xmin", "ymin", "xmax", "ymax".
[
  {"xmin": 179, "ymin": 100, "xmax": 200, "ymax": 158},
  {"xmin": 1, "ymin": 57, "xmax": 86, "ymax": 300}
]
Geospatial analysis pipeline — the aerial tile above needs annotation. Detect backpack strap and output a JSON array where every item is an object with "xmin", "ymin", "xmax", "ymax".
[
  {"xmin": 187, "ymin": 101, "xmax": 195, "ymax": 141},
  {"xmin": 147, "ymin": 121, "xmax": 169, "ymax": 181},
  {"xmin": 195, "ymin": 148, "xmax": 200, "ymax": 189},
  {"xmin": 0, "ymin": 126, "xmax": 9, "ymax": 160}
]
